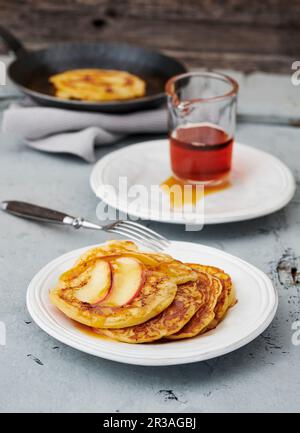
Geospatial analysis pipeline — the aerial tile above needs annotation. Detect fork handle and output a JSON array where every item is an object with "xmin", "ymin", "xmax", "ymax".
[
  {"xmin": 1, "ymin": 200, "xmax": 103, "ymax": 230},
  {"xmin": 1, "ymin": 200, "xmax": 73, "ymax": 224}
]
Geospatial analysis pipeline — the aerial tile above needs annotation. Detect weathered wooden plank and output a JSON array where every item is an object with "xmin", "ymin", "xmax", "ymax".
[
  {"xmin": 0, "ymin": 0, "xmax": 299, "ymax": 73},
  {"xmin": 166, "ymin": 49, "xmax": 293, "ymax": 74},
  {"xmin": 3, "ymin": 0, "xmax": 300, "ymax": 26}
]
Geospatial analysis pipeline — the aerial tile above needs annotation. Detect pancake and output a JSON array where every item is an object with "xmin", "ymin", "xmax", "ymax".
[
  {"xmin": 49, "ymin": 241, "xmax": 236, "ymax": 342},
  {"xmin": 145, "ymin": 252, "xmax": 200, "ymax": 285},
  {"xmin": 49, "ymin": 241, "xmax": 197, "ymax": 329},
  {"xmin": 95, "ymin": 271, "xmax": 211, "ymax": 343},
  {"xmin": 74, "ymin": 243, "xmax": 198, "ymax": 286},
  {"xmin": 167, "ymin": 266, "xmax": 222, "ymax": 340},
  {"xmin": 50, "ymin": 259, "xmax": 177, "ymax": 329},
  {"xmin": 193, "ymin": 264, "xmax": 236, "ymax": 331},
  {"xmin": 49, "ymin": 69, "xmax": 146, "ymax": 101},
  {"xmin": 74, "ymin": 240, "xmax": 138, "ymax": 266}
]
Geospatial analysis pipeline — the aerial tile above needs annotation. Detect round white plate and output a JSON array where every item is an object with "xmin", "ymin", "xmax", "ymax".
[
  {"xmin": 90, "ymin": 139, "xmax": 295, "ymax": 224},
  {"xmin": 27, "ymin": 241, "xmax": 277, "ymax": 366}
]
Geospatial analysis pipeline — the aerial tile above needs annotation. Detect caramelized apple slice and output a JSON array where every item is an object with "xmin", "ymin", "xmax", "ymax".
[
  {"xmin": 75, "ymin": 260, "xmax": 112, "ymax": 304},
  {"xmin": 102, "ymin": 257, "xmax": 144, "ymax": 306}
]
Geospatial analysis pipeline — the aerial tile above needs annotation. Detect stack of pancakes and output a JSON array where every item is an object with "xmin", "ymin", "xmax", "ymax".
[{"xmin": 50, "ymin": 241, "xmax": 236, "ymax": 344}]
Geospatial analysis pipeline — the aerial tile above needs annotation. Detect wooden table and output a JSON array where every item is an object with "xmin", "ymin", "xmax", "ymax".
[
  {"xmin": 1, "ymin": 0, "xmax": 299, "ymax": 74},
  {"xmin": 0, "ymin": 55, "xmax": 300, "ymax": 412}
]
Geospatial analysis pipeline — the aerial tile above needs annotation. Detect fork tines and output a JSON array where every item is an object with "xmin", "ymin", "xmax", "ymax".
[{"xmin": 108, "ymin": 220, "xmax": 170, "ymax": 252}]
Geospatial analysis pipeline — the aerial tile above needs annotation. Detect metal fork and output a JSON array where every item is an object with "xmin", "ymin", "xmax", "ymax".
[{"xmin": 1, "ymin": 200, "xmax": 169, "ymax": 252}]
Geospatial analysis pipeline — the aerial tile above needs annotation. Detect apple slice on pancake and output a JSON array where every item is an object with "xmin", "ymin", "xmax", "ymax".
[
  {"xmin": 75, "ymin": 260, "xmax": 112, "ymax": 304},
  {"xmin": 99, "ymin": 257, "xmax": 144, "ymax": 307}
]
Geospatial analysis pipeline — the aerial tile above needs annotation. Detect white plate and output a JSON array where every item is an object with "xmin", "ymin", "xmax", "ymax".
[
  {"xmin": 90, "ymin": 139, "xmax": 295, "ymax": 224},
  {"xmin": 27, "ymin": 241, "xmax": 277, "ymax": 366}
]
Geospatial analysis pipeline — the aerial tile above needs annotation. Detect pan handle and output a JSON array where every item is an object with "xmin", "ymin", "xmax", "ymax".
[{"xmin": 0, "ymin": 25, "xmax": 27, "ymax": 57}]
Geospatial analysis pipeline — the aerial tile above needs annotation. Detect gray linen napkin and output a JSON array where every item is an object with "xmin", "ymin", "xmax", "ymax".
[{"xmin": 1, "ymin": 100, "xmax": 167, "ymax": 162}]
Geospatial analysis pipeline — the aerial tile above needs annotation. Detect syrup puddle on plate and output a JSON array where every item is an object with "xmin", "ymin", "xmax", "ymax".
[
  {"xmin": 74, "ymin": 321, "xmax": 172, "ymax": 344},
  {"xmin": 74, "ymin": 321, "xmax": 114, "ymax": 342},
  {"xmin": 160, "ymin": 176, "xmax": 231, "ymax": 208}
]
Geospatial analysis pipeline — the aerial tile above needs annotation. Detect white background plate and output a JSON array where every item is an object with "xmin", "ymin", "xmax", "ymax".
[
  {"xmin": 27, "ymin": 241, "xmax": 278, "ymax": 366},
  {"xmin": 90, "ymin": 139, "xmax": 295, "ymax": 224}
]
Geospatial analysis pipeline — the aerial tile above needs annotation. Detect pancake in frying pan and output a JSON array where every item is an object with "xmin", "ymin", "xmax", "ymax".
[{"xmin": 49, "ymin": 69, "xmax": 146, "ymax": 101}]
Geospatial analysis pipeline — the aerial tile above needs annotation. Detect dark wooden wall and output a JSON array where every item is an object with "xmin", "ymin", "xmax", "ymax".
[{"xmin": 1, "ymin": 0, "xmax": 299, "ymax": 73}]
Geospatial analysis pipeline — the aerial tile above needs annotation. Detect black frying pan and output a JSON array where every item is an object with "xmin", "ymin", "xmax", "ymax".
[{"xmin": 0, "ymin": 26, "xmax": 187, "ymax": 113}]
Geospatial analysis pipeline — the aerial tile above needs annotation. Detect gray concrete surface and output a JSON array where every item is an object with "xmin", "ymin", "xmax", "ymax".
[{"xmin": 0, "ymin": 72, "xmax": 300, "ymax": 412}]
